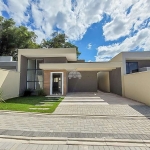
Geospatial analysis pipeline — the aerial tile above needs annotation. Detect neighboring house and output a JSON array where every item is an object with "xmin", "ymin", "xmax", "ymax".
[{"xmin": 0, "ymin": 56, "xmax": 17, "ymax": 71}]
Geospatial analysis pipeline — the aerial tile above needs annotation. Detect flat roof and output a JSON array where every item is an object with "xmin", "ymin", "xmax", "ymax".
[
  {"xmin": 110, "ymin": 51, "xmax": 150, "ymax": 62},
  {"xmin": 18, "ymin": 48, "xmax": 77, "ymax": 61}
]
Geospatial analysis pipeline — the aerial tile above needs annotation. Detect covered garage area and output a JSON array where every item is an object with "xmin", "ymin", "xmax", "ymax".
[{"xmin": 40, "ymin": 62, "xmax": 122, "ymax": 95}]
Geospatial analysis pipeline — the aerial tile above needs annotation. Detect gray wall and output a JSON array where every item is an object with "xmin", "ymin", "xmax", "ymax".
[
  {"xmin": 19, "ymin": 55, "xmax": 28, "ymax": 95},
  {"xmin": 44, "ymin": 57, "xmax": 67, "ymax": 63},
  {"xmin": 126, "ymin": 60, "xmax": 150, "ymax": 68},
  {"xmin": 68, "ymin": 71, "xmax": 98, "ymax": 92},
  {"xmin": 0, "ymin": 62, "xmax": 17, "ymax": 70},
  {"xmin": 109, "ymin": 68, "xmax": 122, "ymax": 96}
]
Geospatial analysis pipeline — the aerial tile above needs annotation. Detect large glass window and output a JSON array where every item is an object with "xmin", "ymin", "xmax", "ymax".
[
  {"xmin": 27, "ymin": 59, "xmax": 44, "ymax": 90},
  {"xmin": 126, "ymin": 62, "xmax": 138, "ymax": 74}
]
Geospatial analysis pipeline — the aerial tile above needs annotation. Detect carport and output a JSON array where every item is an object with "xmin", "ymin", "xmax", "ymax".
[{"xmin": 40, "ymin": 61, "xmax": 122, "ymax": 95}]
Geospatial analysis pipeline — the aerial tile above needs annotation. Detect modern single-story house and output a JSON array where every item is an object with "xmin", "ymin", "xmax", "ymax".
[
  {"xmin": 1, "ymin": 48, "xmax": 150, "ymax": 105},
  {"xmin": 18, "ymin": 48, "xmax": 122, "ymax": 96},
  {"xmin": 18, "ymin": 48, "xmax": 150, "ymax": 95}
]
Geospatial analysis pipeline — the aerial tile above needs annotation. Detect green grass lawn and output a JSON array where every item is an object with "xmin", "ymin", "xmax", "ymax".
[{"xmin": 0, "ymin": 96, "xmax": 63, "ymax": 113}]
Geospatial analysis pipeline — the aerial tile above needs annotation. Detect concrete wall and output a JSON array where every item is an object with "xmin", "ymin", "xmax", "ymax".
[
  {"xmin": 0, "ymin": 56, "xmax": 13, "ymax": 61},
  {"xmin": 109, "ymin": 68, "xmax": 122, "ymax": 95},
  {"xmin": 0, "ymin": 69, "xmax": 20, "ymax": 100},
  {"xmin": 124, "ymin": 71, "xmax": 150, "ymax": 106},
  {"xmin": 97, "ymin": 72, "xmax": 110, "ymax": 92},
  {"xmin": 68, "ymin": 71, "xmax": 98, "ymax": 92},
  {"xmin": 19, "ymin": 55, "xmax": 28, "ymax": 95},
  {"xmin": 0, "ymin": 62, "xmax": 17, "ymax": 71}
]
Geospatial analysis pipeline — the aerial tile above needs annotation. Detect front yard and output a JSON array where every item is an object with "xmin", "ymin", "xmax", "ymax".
[{"xmin": 0, "ymin": 96, "xmax": 63, "ymax": 113}]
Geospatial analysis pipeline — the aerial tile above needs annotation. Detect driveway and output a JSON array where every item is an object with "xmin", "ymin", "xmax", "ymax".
[{"xmin": 54, "ymin": 91, "xmax": 150, "ymax": 116}]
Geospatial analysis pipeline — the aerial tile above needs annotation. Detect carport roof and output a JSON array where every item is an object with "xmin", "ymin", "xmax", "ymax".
[{"xmin": 39, "ymin": 62, "xmax": 122, "ymax": 71}]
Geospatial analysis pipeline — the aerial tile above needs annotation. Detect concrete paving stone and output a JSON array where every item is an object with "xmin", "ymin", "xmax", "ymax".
[
  {"xmin": 58, "ymin": 145, "xmax": 68, "ymax": 150},
  {"xmin": 0, "ymin": 142, "xmax": 9, "ymax": 149},
  {"xmin": 15, "ymin": 143, "xmax": 29, "ymax": 150},
  {"xmin": 103, "ymin": 146, "xmax": 110, "ymax": 150},
  {"xmin": 25, "ymin": 144, "xmax": 39, "ymax": 150},
  {"xmin": 41, "ymin": 145, "xmax": 49, "ymax": 150},
  {"xmin": 36, "ymin": 144, "xmax": 45, "ymax": 150},
  {"xmin": 134, "ymin": 147, "xmax": 142, "ymax": 150},
  {"xmin": 52, "ymin": 145, "xmax": 59, "ymax": 150}
]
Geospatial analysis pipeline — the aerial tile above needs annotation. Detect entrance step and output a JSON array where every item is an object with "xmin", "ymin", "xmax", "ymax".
[
  {"xmin": 29, "ymin": 108, "xmax": 49, "ymax": 110},
  {"xmin": 43, "ymin": 100, "xmax": 60, "ymax": 102},
  {"xmin": 35, "ymin": 104, "xmax": 53, "ymax": 106},
  {"xmin": 39, "ymin": 102, "xmax": 54, "ymax": 104}
]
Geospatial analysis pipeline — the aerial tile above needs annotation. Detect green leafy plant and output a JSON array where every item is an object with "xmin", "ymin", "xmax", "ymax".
[
  {"xmin": 23, "ymin": 88, "xmax": 33, "ymax": 97},
  {"xmin": 36, "ymin": 89, "xmax": 46, "ymax": 96},
  {"xmin": 0, "ymin": 88, "xmax": 5, "ymax": 103}
]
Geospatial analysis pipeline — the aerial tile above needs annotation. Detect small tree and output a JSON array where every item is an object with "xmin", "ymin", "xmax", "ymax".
[{"xmin": 0, "ymin": 88, "xmax": 5, "ymax": 103}]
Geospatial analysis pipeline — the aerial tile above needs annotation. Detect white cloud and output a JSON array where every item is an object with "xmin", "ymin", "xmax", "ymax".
[
  {"xmin": 0, "ymin": 0, "xmax": 106, "ymax": 42},
  {"xmin": 96, "ymin": 28, "xmax": 150, "ymax": 61},
  {"xmin": 102, "ymin": 0, "xmax": 150, "ymax": 41},
  {"xmin": 0, "ymin": 0, "xmax": 150, "ymax": 59},
  {"xmin": 87, "ymin": 43, "xmax": 92, "ymax": 50},
  {"xmin": 95, "ymin": 0, "xmax": 150, "ymax": 61},
  {"xmin": 0, "ymin": 1, "xmax": 8, "ymax": 15},
  {"xmin": 6, "ymin": 0, "xmax": 30, "ymax": 24}
]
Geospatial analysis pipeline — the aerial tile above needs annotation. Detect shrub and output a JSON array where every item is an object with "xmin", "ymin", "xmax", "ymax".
[
  {"xmin": 0, "ymin": 88, "xmax": 5, "ymax": 103},
  {"xmin": 23, "ymin": 88, "xmax": 33, "ymax": 97},
  {"xmin": 36, "ymin": 89, "xmax": 46, "ymax": 96}
]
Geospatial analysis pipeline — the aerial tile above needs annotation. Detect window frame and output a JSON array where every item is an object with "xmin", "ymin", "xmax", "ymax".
[
  {"xmin": 26, "ymin": 59, "xmax": 44, "ymax": 90},
  {"xmin": 126, "ymin": 62, "xmax": 138, "ymax": 74}
]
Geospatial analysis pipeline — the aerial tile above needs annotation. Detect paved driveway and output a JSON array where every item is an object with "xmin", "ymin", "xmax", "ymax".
[{"xmin": 54, "ymin": 91, "xmax": 150, "ymax": 116}]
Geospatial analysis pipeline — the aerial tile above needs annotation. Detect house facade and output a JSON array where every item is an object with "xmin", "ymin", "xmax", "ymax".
[
  {"xmin": 18, "ymin": 48, "xmax": 150, "ymax": 98},
  {"xmin": 18, "ymin": 48, "xmax": 122, "ymax": 96}
]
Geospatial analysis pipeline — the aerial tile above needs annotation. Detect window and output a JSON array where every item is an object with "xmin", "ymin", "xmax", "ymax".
[
  {"xmin": 27, "ymin": 59, "xmax": 44, "ymax": 90},
  {"xmin": 126, "ymin": 62, "xmax": 138, "ymax": 74}
]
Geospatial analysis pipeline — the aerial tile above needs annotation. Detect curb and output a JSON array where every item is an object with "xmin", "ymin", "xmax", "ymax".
[{"xmin": 0, "ymin": 135, "xmax": 150, "ymax": 146}]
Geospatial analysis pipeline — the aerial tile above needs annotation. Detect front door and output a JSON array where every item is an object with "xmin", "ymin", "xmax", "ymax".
[{"xmin": 50, "ymin": 72, "xmax": 63, "ymax": 95}]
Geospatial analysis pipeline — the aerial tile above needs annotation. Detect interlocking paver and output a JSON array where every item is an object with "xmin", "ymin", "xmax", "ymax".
[{"xmin": 0, "ymin": 92, "xmax": 150, "ymax": 149}]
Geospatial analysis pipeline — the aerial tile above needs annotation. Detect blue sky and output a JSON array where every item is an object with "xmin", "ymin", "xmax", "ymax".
[{"xmin": 0, "ymin": 0, "xmax": 150, "ymax": 62}]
